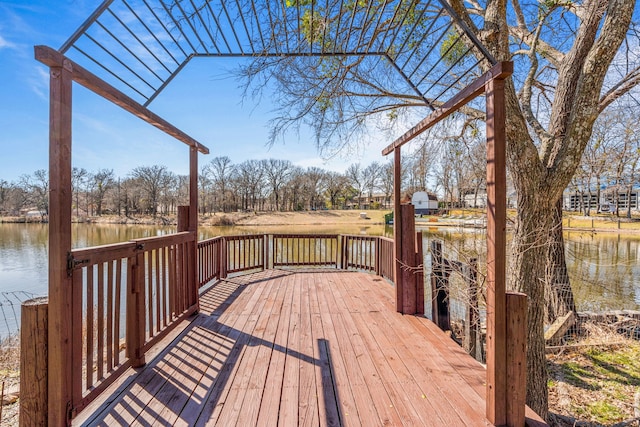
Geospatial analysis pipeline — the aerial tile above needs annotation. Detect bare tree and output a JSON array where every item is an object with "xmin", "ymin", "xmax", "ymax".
[
  {"xmin": 262, "ymin": 159, "xmax": 293, "ymax": 211},
  {"xmin": 362, "ymin": 162, "xmax": 381, "ymax": 208},
  {"xmin": 622, "ymin": 117, "xmax": 640, "ymax": 218},
  {"xmin": 236, "ymin": 160, "xmax": 266, "ymax": 211},
  {"xmin": 324, "ymin": 171, "xmax": 350, "ymax": 209},
  {"xmin": 462, "ymin": 0, "xmax": 637, "ymax": 415},
  {"xmin": 198, "ymin": 168, "xmax": 213, "ymax": 215},
  {"xmin": 346, "ymin": 163, "xmax": 366, "ymax": 209},
  {"xmin": 204, "ymin": 156, "xmax": 235, "ymax": 213},
  {"xmin": 131, "ymin": 165, "xmax": 172, "ymax": 217},
  {"xmin": 91, "ymin": 169, "xmax": 115, "ymax": 216},
  {"xmin": 379, "ymin": 161, "xmax": 394, "ymax": 209},
  {"xmin": 0, "ymin": 180, "xmax": 9, "ymax": 215},
  {"xmin": 19, "ymin": 169, "xmax": 49, "ymax": 217},
  {"xmin": 409, "ymin": 140, "xmax": 438, "ymax": 192},
  {"xmin": 580, "ymin": 114, "xmax": 617, "ymax": 215},
  {"xmin": 302, "ymin": 167, "xmax": 327, "ymax": 210},
  {"xmin": 71, "ymin": 167, "xmax": 89, "ymax": 217}
]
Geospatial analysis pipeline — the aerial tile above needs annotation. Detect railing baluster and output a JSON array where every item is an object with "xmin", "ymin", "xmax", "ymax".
[
  {"xmin": 155, "ymin": 248, "xmax": 161, "ymax": 333},
  {"xmin": 71, "ymin": 267, "xmax": 83, "ymax": 406},
  {"xmin": 86, "ymin": 265, "xmax": 94, "ymax": 389},
  {"xmin": 107, "ymin": 261, "xmax": 114, "ymax": 372},
  {"xmin": 97, "ymin": 263, "xmax": 105, "ymax": 381},
  {"xmin": 145, "ymin": 251, "xmax": 152, "ymax": 337},
  {"xmin": 114, "ymin": 259, "xmax": 122, "ymax": 367}
]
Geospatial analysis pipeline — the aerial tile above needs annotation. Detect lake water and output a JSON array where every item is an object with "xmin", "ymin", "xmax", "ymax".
[{"xmin": 1, "ymin": 223, "xmax": 638, "ymax": 338}]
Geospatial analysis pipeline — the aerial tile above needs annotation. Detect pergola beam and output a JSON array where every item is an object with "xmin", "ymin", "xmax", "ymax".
[
  {"xmin": 381, "ymin": 61, "xmax": 513, "ymax": 156},
  {"xmin": 34, "ymin": 45, "xmax": 209, "ymax": 155},
  {"xmin": 382, "ymin": 61, "xmax": 517, "ymax": 426}
]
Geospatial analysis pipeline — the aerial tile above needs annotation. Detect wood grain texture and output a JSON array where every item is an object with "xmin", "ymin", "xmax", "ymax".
[
  {"xmin": 507, "ymin": 292, "xmax": 528, "ymax": 427},
  {"xmin": 74, "ymin": 270, "xmax": 546, "ymax": 427},
  {"xmin": 20, "ymin": 298, "xmax": 49, "ymax": 427},
  {"xmin": 486, "ymin": 75, "xmax": 508, "ymax": 426},
  {"xmin": 393, "ymin": 147, "xmax": 403, "ymax": 313},
  {"xmin": 47, "ymin": 62, "xmax": 73, "ymax": 426}
]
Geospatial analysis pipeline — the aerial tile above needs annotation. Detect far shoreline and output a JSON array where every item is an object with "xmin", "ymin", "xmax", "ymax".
[{"xmin": 4, "ymin": 209, "xmax": 640, "ymax": 233}]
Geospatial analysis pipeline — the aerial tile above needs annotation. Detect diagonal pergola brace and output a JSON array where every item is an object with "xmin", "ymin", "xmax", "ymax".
[
  {"xmin": 382, "ymin": 61, "xmax": 513, "ymax": 156},
  {"xmin": 34, "ymin": 45, "xmax": 209, "ymax": 155}
]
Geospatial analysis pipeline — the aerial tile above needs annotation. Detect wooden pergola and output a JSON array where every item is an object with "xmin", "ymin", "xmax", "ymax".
[
  {"xmin": 382, "ymin": 60, "xmax": 519, "ymax": 426},
  {"xmin": 33, "ymin": 1, "xmax": 529, "ymax": 425}
]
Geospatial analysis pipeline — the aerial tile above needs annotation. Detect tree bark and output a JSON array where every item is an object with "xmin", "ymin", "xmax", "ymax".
[
  {"xmin": 510, "ymin": 184, "xmax": 553, "ymax": 419},
  {"xmin": 545, "ymin": 198, "xmax": 576, "ymax": 324}
]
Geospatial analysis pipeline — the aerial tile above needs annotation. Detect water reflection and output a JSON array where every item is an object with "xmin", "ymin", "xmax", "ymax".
[
  {"xmin": 565, "ymin": 232, "xmax": 640, "ymax": 311},
  {"xmin": 419, "ymin": 227, "xmax": 640, "ymax": 312},
  {"xmin": 0, "ymin": 223, "xmax": 637, "ymax": 313}
]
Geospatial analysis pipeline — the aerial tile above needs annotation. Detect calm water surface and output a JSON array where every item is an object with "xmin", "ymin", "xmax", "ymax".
[{"xmin": 0, "ymin": 223, "xmax": 638, "ymax": 337}]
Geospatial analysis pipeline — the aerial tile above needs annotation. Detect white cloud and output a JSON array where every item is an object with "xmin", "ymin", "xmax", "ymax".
[
  {"xmin": 26, "ymin": 66, "xmax": 49, "ymax": 100},
  {"xmin": 0, "ymin": 34, "xmax": 17, "ymax": 50}
]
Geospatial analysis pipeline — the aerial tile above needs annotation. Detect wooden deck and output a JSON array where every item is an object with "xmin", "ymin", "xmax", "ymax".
[{"xmin": 74, "ymin": 270, "xmax": 498, "ymax": 426}]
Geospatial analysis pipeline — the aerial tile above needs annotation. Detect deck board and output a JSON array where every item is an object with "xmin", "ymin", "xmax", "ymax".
[{"xmin": 75, "ymin": 270, "xmax": 495, "ymax": 426}]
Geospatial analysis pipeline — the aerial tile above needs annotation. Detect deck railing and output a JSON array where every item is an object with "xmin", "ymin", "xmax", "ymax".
[
  {"xmin": 377, "ymin": 237, "xmax": 395, "ymax": 281},
  {"xmin": 342, "ymin": 234, "xmax": 378, "ymax": 272},
  {"xmin": 197, "ymin": 236, "xmax": 223, "ymax": 287},
  {"xmin": 196, "ymin": 234, "xmax": 395, "ymax": 288},
  {"xmin": 67, "ymin": 231, "xmax": 197, "ymax": 415},
  {"xmin": 225, "ymin": 234, "xmax": 267, "ymax": 275},
  {"xmin": 272, "ymin": 234, "xmax": 339, "ymax": 268},
  {"xmin": 38, "ymin": 232, "xmax": 395, "ymax": 419}
]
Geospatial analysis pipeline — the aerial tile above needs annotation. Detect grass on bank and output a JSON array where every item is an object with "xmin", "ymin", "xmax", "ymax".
[
  {"xmin": 0, "ymin": 336, "xmax": 20, "ymax": 426},
  {"xmin": 547, "ymin": 323, "xmax": 640, "ymax": 426}
]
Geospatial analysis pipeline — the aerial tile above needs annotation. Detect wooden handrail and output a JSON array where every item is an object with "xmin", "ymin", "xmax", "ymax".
[
  {"xmin": 66, "ymin": 232, "xmax": 199, "ymax": 414},
  {"xmin": 60, "ymin": 232, "xmax": 398, "ymax": 419}
]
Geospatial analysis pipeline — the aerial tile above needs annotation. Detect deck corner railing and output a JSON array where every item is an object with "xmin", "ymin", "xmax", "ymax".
[
  {"xmin": 196, "ymin": 234, "xmax": 396, "ymax": 286},
  {"xmin": 67, "ymin": 231, "xmax": 198, "ymax": 415},
  {"xmin": 59, "ymin": 231, "xmax": 396, "ymax": 420}
]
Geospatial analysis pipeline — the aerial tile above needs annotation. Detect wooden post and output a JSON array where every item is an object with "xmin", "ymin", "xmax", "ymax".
[
  {"xmin": 464, "ymin": 258, "xmax": 480, "ymax": 360},
  {"xmin": 47, "ymin": 60, "xmax": 74, "ymax": 426},
  {"xmin": 415, "ymin": 231, "xmax": 424, "ymax": 315},
  {"xmin": 126, "ymin": 250, "xmax": 146, "ymax": 368},
  {"xmin": 375, "ymin": 237, "xmax": 381, "ymax": 276},
  {"xmin": 393, "ymin": 147, "xmax": 403, "ymax": 312},
  {"xmin": 189, "ymin": 148, "xmax": 200, "ymax": 313},
  {"xmin": 177, "ymin": 205, "xmax": 189, "ymax": 230},
  {"xmin": 400, "ymin": 204, "xmax": 417, "ymax": 314},
  {"xmin": 20, "ymin": 297, "xmax": 49, "ymax": 427},
  {"xmin": 220, "ymin": 237, "xmax": 228, "ymax": 279},
  {"xmin": 264, "ymin": 234, "xmax": 270, "ymax": 270},
  {"xmin": 429, "ymin": 240, "xmax": 440, "ymax": 323},
  {"xmin": 178, "ymin": 205, "xmax": 198, "ymax": 313},
  {"xmin": 486, "ymin": 75, "xmax": 508, "ymax": 425},
  {"xmin": 341, "ymin": 235, "xmax": 348, "ymax": 270},
  {"xmin": 430, "ymin": 240, "xmax": 451, "ymax": 329},
  {"xmin": 506, "ymin": 292, "xmax": 527, "ymax": 427}
]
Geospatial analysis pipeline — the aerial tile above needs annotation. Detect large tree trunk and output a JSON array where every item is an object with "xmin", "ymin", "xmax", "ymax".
[
  {"xmin": 511, "ymin": 187, "xmax": 554, "ymax": 419},
  {"xmin": 545, "ymin": 198, "xmax": 576, "ymax": 323}
]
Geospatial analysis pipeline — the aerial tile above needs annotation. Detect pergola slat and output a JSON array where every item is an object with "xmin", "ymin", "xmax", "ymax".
[
  {"xmin": 35, "ymin": 45, "xmax": 209, "ymax": 155},
  {"xmin": 382, "ymin": 61, "xmax": 513, "ymax": 155}
]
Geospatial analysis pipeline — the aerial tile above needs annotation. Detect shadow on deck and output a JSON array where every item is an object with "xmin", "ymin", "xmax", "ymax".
[{"xmin": 73, "ymin": 269, "xmax": 539, "ymax": 426}]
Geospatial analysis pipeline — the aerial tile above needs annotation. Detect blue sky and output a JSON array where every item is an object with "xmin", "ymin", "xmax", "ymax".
[{"xmin": 0, "ymin": 0, "xmax": 395, "ymax": 182}]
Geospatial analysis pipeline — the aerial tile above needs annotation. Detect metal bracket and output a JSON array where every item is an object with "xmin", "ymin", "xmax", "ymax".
[{"xmin": 66, "ymin": 253, "xmax": 89, "ymax": 276}]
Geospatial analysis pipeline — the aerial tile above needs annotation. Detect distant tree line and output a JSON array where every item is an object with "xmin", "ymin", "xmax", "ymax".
[
  {"xmin": 0, "ymin": 137, "xmax": 491, "ymax": 217},
  {"xmin": 568, "ymin": 110, "xmax": 640, "ymax": 217}
]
